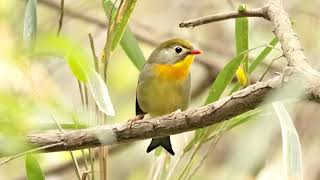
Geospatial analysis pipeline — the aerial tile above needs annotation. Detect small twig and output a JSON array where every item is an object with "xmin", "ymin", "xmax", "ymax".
[
  {"xmin": 259, "ymin": 55, "xmax": 284, "ymax": 81},
  {"xmin": 78, "ymin": 81, "xmax": 85, "ymax": 109},
  {"xmin": 0, "ymin": 142, "xmax": 64, "ymax": 165},
  {"xmin": 179, "ymin": 6, "xmax": 269, "ymax": 28},
  {"xmin": 56, "ymin": 0, "xmax": 64, "ymax": 36},
  {"xmin": 88, "ymin": 33, "xmax": 99, "ymax": 72}
]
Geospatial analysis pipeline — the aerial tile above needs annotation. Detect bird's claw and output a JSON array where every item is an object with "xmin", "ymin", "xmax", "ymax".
[{"xmin": 127, "ymin": 114, "xmax": 145, "ymax": 130}]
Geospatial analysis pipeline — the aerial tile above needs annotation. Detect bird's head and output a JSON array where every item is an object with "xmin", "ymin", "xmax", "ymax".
[
  {"xmin": 148, "ymin": 38, "xmax": 202, "ymax": 80},
  {"xmin": 148, "ymin": 38, "xmax": 202, "ymax": 64}
]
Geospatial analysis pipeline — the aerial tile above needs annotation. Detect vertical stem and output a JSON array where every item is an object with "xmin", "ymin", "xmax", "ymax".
[
  {"xmin": 88, "ymin": 32, "xmax": 100, "ymax": 180},
  {"xmin": 57, "ymin": 0, "xmax": 64, "ymax": 36},
  {"xmin": 51, "ymin": 116, "xmax": 82, "ymax": 180}
]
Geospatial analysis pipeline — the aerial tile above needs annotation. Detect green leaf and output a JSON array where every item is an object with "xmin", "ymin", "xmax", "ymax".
[
  {"xmin": 101, "ymin": 0, "xmax": 138, "ymax": 63},
  {"xmin": 237, "ymin": 4, "xmax": 246, "ymax": 12},
  {"xmin": 25, "ymin": 154, "xmax": 45, "ymax": 180},
  {"xmin": 272, "ymin": 102, "xmax": 303, "ymax": 180},
  {"xmin": 235, "ymin": 7, "xmax": 249, "ymax": 87},
  {"xmin": 183, "ymin": 128, "xmax": 205, "ymax": 153},
  {"xmin": 109, "ymin": 0, "xmax": 138, "ymax": 52},
  {"xmin": 86, "ymin": 70, "xmax": 115, "ymax": 116},
  {"xmin": 249, "ymin": 37, "xmax": 278, "ymax": 73},
  {"xmin": 102, "ymin": 1, "xmax": 145, "ymax": 70},
  {"xmin": 36, "ymin": 35, "xmax": 115, "ymax": 116},
  {"xmin": 23, "ymin": 0, "xmax": 37, "ymax": 50},
  {"xmin": 120, "ymin": 27, "xmax": 145, "ymax": 70},
  {"xmin": 229, "ymin": 37, "xmax": 279, "ymax": 94},
  {"xmin": 205, "ymin": 54, "xmax": 245, "ymax": 104}
]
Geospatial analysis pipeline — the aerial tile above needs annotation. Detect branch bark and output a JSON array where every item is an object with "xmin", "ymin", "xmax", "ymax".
[{"xmin": 22, "ymin": 73, "xmax": 319, "ymax": 154}]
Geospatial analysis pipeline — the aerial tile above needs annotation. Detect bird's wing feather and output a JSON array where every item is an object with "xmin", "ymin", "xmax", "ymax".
[{"xmin": 136, "ymin": 94, "xmax": 145, "ymax": 115}]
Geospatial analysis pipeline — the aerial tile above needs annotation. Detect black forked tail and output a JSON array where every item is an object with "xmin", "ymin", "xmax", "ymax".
[{"xmin": 146, "ymin": 136, "xmax": 175, "ymax": 156}]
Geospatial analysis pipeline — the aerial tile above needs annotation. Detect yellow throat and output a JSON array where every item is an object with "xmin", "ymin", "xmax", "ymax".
[{"xmin": 154, "ymin": 55, "xmax": 195, "ymax": 81}]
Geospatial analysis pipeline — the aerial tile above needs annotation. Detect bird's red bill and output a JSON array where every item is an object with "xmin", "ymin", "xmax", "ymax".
[{"xmin": 190, "ymin": 49, "xmax": 202, "ymax": 55}]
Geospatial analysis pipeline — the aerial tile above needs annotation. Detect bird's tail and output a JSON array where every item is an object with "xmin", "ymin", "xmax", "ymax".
[{"xmin": 146, "ymin": 136, "xmax": 175, "ymax": 156}]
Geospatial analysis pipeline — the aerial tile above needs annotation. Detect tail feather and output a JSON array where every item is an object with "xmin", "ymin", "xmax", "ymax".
[{"xmin": 146, "ymin": 136, "xmax": 175, "ymax": 156}]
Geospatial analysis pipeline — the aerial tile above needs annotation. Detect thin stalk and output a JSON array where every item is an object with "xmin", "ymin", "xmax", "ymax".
[
  {"xmin": 0, "ymin": 142, "xmax": 64, "ymax": 166},
  {"xmin": 89, "ymin": 148, "xmax": 95, "ymax": 180},
  {"xmin": 259, "ymin": 55, "xmax": 284, "ymax": 81},
  {"xmin": 52, "ymin": 116, "xmax": 82, "ymax": 180},
  {"xmin": 77, "ymin": 82, "xmax": 91, "ymax": 180},
  {"xmin": 147, "ymin": 156, "xmax": 157, "ymax": 180},
  {"xmin": 151, "ymin": 155, "xmax": 166, "ymax": 180},
  {"xmin": 56, "ymin": 0, "xmax": 64, "ymax": 36},
  {"xmin": 178, "ymin": 143, "xmax": 201, "ymax": 180},
  {"xmin": 165, "ymin": 153, "xmax": 184, "ymax": 180},
  {"xmin": 88, "ymin": 32, "xmax": 99, "ymax": 180}
]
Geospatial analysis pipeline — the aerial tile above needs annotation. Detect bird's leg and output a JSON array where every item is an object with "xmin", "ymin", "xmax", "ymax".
[{"xmin": 127, "ymin": 114, "xmax": 145, "ymax": 130}]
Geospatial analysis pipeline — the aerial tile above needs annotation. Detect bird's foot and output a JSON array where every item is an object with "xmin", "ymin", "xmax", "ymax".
[
  {"xmin": 172, "ymin": 109, "xmax": 182, "ymax": 119},
  {"xmin": 127, "ymin": 114, "xmax": 145, "ymax": 130}
]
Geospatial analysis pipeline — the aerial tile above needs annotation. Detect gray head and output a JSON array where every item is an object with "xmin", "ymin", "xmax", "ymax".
[{"xmin": 147, "ymin": 38, "xmax": 202, "ymax": 64}]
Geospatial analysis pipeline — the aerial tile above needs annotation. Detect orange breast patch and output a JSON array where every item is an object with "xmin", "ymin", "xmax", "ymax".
[{"xmin": 153, "ymin": 55, "xmax": 194, "ymax": 81}]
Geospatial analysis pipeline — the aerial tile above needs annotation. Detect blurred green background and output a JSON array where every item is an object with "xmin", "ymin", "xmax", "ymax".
[{"xmin": 1, "ymin": 0, "xmax": 320, "ymax": 180}]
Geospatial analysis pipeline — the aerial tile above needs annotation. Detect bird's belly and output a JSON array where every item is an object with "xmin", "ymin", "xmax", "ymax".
[{"xmin": 137, "ymin": 79, "xmax": 190, "ymax": 116}]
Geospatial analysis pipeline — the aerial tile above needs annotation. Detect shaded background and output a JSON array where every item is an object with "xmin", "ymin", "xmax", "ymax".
[{"xmin": 0, "ymin": 0, "xmax": 320, "ymax": 179}]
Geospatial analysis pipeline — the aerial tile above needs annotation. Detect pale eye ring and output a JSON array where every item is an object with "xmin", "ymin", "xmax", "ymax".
[{"xmin": 175, "ymin": 46, "xmax": 182, "ymax": 53}]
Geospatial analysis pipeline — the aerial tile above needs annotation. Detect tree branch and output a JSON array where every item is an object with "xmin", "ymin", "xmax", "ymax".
[
  {"xmin": 21, "ymin": 72, "xmax": 319, "ymax": 154},
  {"xmin": 179, "ymin": 6, "xmax": 270, "ymax": 28},
  {"xmin": 266, "ymin": 0, "xmax": 319, "ymax": 76}
]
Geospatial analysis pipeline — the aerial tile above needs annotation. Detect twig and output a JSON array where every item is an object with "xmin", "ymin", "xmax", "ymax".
[
  {"xmin": 88, "ymin": 33, "xmax": 99, "ymax": 72},
  {"xmin": 56, "ymin": 0, "xmax": 64, "ymax": 36},
  {"xmin": 259, "ymin": 55, "xmax": 284, "ymax": 81},
  {"xmin": 0, "ymin": 142, "xmax": 64, "ymax": 165},
  {"xmin": 179, "ymin": 6, "xmax": 270, "ymax": 28}
]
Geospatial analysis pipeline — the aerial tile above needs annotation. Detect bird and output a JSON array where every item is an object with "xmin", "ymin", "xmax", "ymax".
[{"xmin": 135, "ymin": 38, "xmax": 202, "ymax": 156}]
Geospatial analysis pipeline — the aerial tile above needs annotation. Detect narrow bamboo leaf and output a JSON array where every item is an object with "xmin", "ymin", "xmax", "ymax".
[
  {"xmin": 184, "ymin": 128, "xmax": 205, "ymax": 153},
  {"xmin": 229, "ymin": 37, "xmax": 279, "ymax": 94},
  {"xmin": 205, "ymin": 55, "xmax": 245, "ymax": 104},
  {"xmin": 25, "ymin": 154, "xmax": 45, "ymax": 180},
  {"xmin": 235, "ymin": 4, "xmax": 249, "ymax": 87},
  {"xmin": 272, "ymin": 102, "xmax": 303, "ymax": 180},
  {"xmin": 87, "ymin": 70, "xmax": 115, "ymax": 116},
  {"xmin": 23, "ymin": 0, "xmax": 37, "ymax": 50},
  {"xmin": 102, "ymin": 1, "xmax": 145, "ymax": 70},
  {"xmin": 120, "ymin": 27, "xmax": 145, "ymax": 70},
  {"xmin": 249, "ymin": 37, "xmax": 278, "ymax": 73},
  {"xmin": 110, "ymin": 0, "xmax": 138, "ymax": 52},
  {"xmin": 66, "ymin": 53, "xmax": 89, "ymax": 82}
]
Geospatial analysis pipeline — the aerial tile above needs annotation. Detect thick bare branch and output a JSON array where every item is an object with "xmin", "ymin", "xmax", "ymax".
[
  {"xmin": 21, "ymin": 72, "xmax": 320, "ymax": 154},
  {"xmin": 266, "ymin": 0, "xmax": 319, "ymax": 77}
]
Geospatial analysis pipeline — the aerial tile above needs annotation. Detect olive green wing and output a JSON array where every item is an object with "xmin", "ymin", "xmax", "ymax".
[{"xmin": 136, "ymin": 95, "xmax": 145, "ymax": 116}]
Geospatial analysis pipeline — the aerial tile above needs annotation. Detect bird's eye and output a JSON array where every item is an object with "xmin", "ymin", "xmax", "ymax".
[{"xmin": 175, "ymin": 46, "xmax": 182, "ymax": 53}]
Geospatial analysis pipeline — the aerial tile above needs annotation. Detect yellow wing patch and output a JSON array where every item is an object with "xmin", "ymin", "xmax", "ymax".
[{"xmin": 154, "ymin": 55, "xmax": 194, "ymax": 81}]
